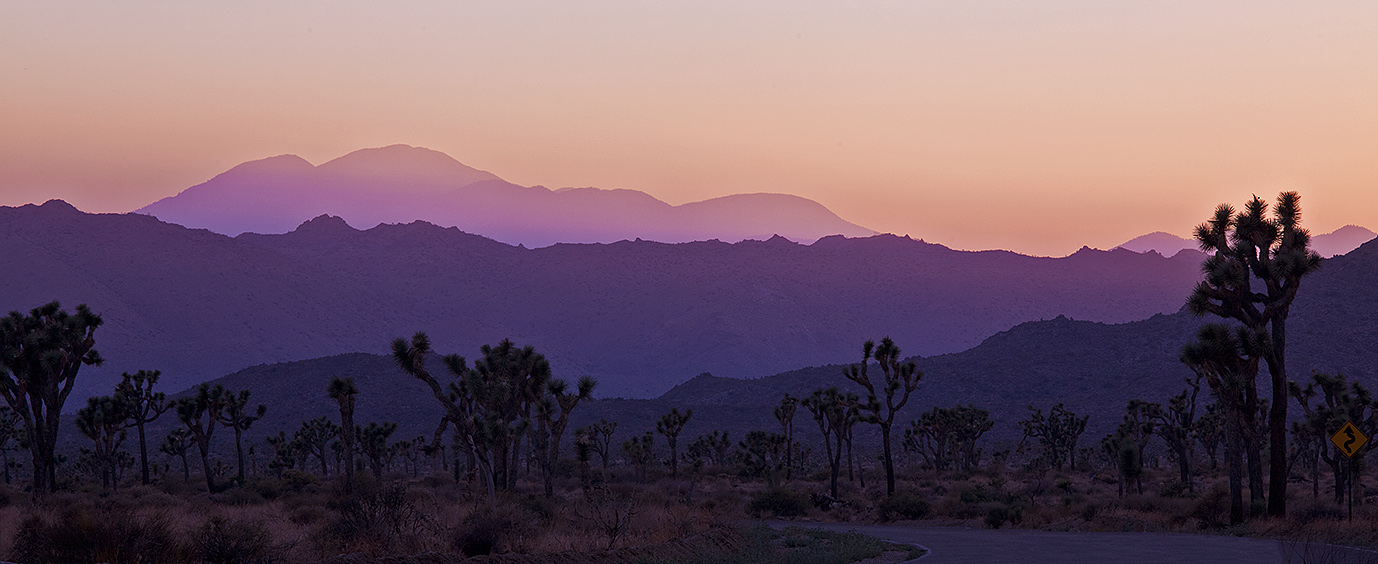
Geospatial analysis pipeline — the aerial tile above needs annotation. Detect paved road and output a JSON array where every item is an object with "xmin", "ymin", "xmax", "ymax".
[{"xmin": 767, "ymin": 521, "xmax": 1378, "ymax": 564}]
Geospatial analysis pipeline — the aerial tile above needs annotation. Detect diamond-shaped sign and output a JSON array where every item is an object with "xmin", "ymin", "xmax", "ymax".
[{"xmin": 1331, "ymin": 421, "xmax": 1369, "ymax": 458}]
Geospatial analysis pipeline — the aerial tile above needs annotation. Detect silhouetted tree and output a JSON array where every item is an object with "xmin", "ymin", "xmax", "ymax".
[
  {"xmin": 548, "ymin": 376, "xmax": 597, "ymax": 466},
  {"xmin": 295, "ymin": 416, "xmax": 338, "ymax": 477},
  {"xmin": 1182, "ymin": 323, "xmax": 1267, "ymax": 524},
  {"xmin": 903, "ymin": 405, "xmax": 993, "ymax": 472},
  {"xmin": 537, "ymin": 376, "xmax": 596, "ymax": 496},
  {"xmin": 656, "ymin": 407, "xmax": 693, "ymax": 478},
  {"xmin": 843, "ymin": 337, "xmax": 922, "ymax": 495},
  {"xmin": 804, "ymin": 387, "xmax": 856, "ymax": 498},
  {"xmin": 0, "ymin": 302, "xmax": 103, "ymax": 498},
  {"xmin": 327, "ymin": 377, "xmax": 359, "ymax": 490},
  {"xmin": 1188, "ymin": 192, "xmax": 1322, "ymax": 517},
  {"xmin": 1018, "ymin": 404, "xmax": 1088, "ymax": 471},
  {"xmin": 114, "ymin": 369, "xmax": 169, "ymax": 485},
  {"xmin": 684, "ymin": 430, "xmax": 732, "ymax": 468},
  {"xmin": 736, "ymin": 430, "xmax": 788, "ymax": 487},
  {"xmin": 160, "ymin": 428, "xmax": 192, "ymax": 481},
  {"xmin": 576, "ymin": 419, "xmax": 618, "ymax": 469},
  {"xmin": 622, "ymin": 431, "xmax": 654, "ymax": 482},
  {"xmin": 1290, "ymin": 372, "xmax": 1375, "ymax": 505},
  {"xmin": 178, "ymin": 384, "xmax": 232, "ymax": 491},
  {"xmin": 215, "ymin": 388, "xmax": 265, "ymax": 482},
  {"xmin": 75, "ymin": 395, "xmax": 130, "ymax": 489},
  {"xmin": 1147, "ymin": 377, "xmax": 1204, "ymax": 491},
  {"xmin": 359, "ymin": 421, "xmax": 398, "ymax": 480},
  {"xmin": 774, "ymin": 394, "xmax": 798, "ymax": 480}
]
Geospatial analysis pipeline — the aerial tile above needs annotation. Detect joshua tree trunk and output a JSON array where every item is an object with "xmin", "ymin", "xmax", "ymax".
[
  {"xmin": 1227, "ymin": 418, "xmax": 1244, "ymax": 524},
  {"xmin": 1267, "ymin": 317, "xmax": 1289, "ymax": 517},
  {"xmin": 881, "ymin": 421, "xmax": 896, "ymax": 496},
  {"xmin": 136, "ymin": 420, "xmax": 151, "ymax": 485}
]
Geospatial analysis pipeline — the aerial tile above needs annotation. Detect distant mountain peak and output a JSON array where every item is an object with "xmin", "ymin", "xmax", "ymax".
[
  {"xmin": 135, "ymin": 145, "xmax": 876, "ymax": 246},
  {"xmin": 315, "ymin": 144, "xmax": 499, "ymax": 189},
  {"xmin": 291, "ymin": 214, "xmax": 356, "ymax": 234}
]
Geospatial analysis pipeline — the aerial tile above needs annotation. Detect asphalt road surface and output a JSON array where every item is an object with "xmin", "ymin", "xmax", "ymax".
[{"xmin": 767, "ymin": 521, "xmax": 1378, "ymax": 564}]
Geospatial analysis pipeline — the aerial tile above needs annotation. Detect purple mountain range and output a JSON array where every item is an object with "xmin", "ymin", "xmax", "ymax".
[
  {"xmin": 135, "ymin": 145, "xmax": 876, "ymax": 246},
  {"xmin": 4, "ymin": 200, "xmax": 1208, "ymax": 400},
  {"xmin": 1117, "ymin": 225, "xmax": 1375, "ymax": 258}
]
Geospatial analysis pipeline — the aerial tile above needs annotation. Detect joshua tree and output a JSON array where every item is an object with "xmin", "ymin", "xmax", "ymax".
[
  {"xmin": 1181, "ymin": 323, "xmax": 1267, "ymax": 524},
  {"xmin": 216, "ymin": 388, "xmax": 265, "ymax": 482},
  {"xmin": 114, "ymin": 369, "xmax": 169, "ymax": 485},
  {"xmin": 536, "ymin": 376, "xmax": 597, "ymax": 496},
  {"xmin": 1188, "ymin": 192, "xmax": 1322, "ymax": 517},
  {"xmin": 843, "ymin": 337, "xmax": 922, "ymax": 496},
  {"xmin": 1147, "ymin": 377, "xmax": 1204, "ymax": 491},
  {"xmin": 684, "ymin": 430, "xmax": 732, "ymax": 468},
  {"xmin": 295, "ymin": 417, "xmax": 338, "ymax": 477},
  {"xmin": 359, "ymin": 421, "xmax": 397, "ymax": 479},
  {"xmin": 160, "ymin": 428, "xmax": 192, "ymax": 481},
  {"xmin": 903, "ymin": 405, "xmax": 994, "ymax": 472},
  {"xmin": 622, "ymin": 431, "xmax": 655, "ymax": 482},
  {"xmin": 327, "ymin": 377, "xmax": 359, "ymax": 490},
  {"xmin": 1290, "ymin": 373, "xmax": 1375, "ymax": 506},
  {"xmin": 576, "ymin": 419, "xmax": 618, "ymax": 469},
  {"xmin": 736, "ymin": 430, "xmax": 788, "ymax": 487},
  {"xmin": 75, "ymin": 395, "xmax": 130, "ymax": 489},
  {"xmin": 394, "ymin": 333, "xmax": 553, "ymax": 501},
  {"xmin": 177, "ymin": 383, "xmax": 227, "ymax": 492},
  {"xmin": 804, "ymin": 387, "xmax": 856, "ymax": 499},
  {"xmin": 0, "ymin": 302, "xmax": 103, "ymax": 498},
  {"xmin": 1018, "ymin": 404, "xmax": 1088, "ymax": 471},
  {"xmin": 547, "ymin": 376, "xmax": 597, "ymax": 466},
  {"xmin": 656, "ymin": 407, "xmax": 693, "ymax": 478},
  {"xmin": 774, "ymin": 394, "xmax": 798, "ymax": 480}
]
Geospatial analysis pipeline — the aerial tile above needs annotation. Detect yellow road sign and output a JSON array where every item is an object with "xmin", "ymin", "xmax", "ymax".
[{"xmin": 1331, "ymin": 421, "xmax": 1369, "ymax": 458}]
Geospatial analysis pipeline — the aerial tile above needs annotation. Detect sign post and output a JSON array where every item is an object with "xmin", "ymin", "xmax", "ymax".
[{"xmin": 1330, "ymin": 421, "xmax": 1369, "ymax": 520}]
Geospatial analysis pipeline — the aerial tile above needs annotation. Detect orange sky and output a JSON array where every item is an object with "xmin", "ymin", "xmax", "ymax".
[{"xmin": 2, "ymin": 1, "xmax": 1376, "ymax": 256}]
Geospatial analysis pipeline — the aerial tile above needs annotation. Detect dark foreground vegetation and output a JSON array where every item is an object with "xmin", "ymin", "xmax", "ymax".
[{"xmin": 2, "ymin": 192, "xmax": 1375, "ymax": 563}]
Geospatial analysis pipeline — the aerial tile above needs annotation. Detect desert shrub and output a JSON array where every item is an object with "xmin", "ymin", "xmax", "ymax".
[
  {"xmin": 12, "ymin": 504, "xmax": 184, "ymax": 564},
  {"xmin": 453, "ymin": 506, "xmax": 536, "ymax": 556},
  {"xmin": 515, "ymin": 492, "xmax": 556, "ymax": 521},
  {"xmin": 196, "ymin": 516, "xmax": 271, "ymax": 564},
  {"xmin": 1156, "ymin": 480, "xmax": 1192, "ymax": 498},
  {"xmin": 959, "ymin": 484, "xmax": 1003, "ymax": 504},
  {"xmin": 225, "ymin": 486, "xmax": 268, "ymax": 506},
  {"xmin": 322, "ymin": 485, "xmax": 433, "ymax": 555},
  {"xmin": 279, "ymin": 469, "xmax": 318, "ymax": 493},
  {"xmin": 984, "ymin": 506, "xmax": 1009, "ymax": 529},
  {"xmin": 289, "ymin": 504, "xmax": 330, "ymax": 526},
  {"xmin": 248, "ymin": 479, "xmax": 283, "ymax": 500},
  {"xmin": 1188, "ymin": 484, "xmax": 1229, "ymax": 528},
  {"xmin": 1292, "ymin": 499, "xmax": 1344, "ymax": 524},
  {"xmin": 878, "ymin": 491, "xmax": 932, "ymax": 521},
  {"xmin": 747, "ymin": 488, "xmax": 810, "ymax": 518}
]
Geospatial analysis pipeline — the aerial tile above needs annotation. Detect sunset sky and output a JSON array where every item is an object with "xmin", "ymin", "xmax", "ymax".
[{"xmin": 2, "ymin": 1, "xmax": 1376, "ymax": 256}]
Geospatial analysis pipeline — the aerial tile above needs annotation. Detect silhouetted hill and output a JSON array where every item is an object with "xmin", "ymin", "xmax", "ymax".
[
  {"xmin": 135, "ymin": 144, "xmax": 875, "ymax": 246},
  {"xmin": 1117, "ymin": 226, "xmax": 1375, "ymax": 258},
  {"xmin": 1, "ymin": 201, "xmax": 1214, "ymax": 400},
  {"xmin": 173, "ymin": 228, "xmax": 1378, "ymax": 449}
]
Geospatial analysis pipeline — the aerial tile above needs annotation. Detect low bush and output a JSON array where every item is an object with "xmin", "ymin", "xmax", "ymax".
[
  {"xmin": 878, "ymin": 491, "xmax": 932, "ymax": 521},
  {"xmin": 11, "ymin": 503, "xmax": 184, "ymax": 564},
  {"xmin": 195, "ymin": 516, "xmax": 271, "ymax": 564},
  {"xmin": 747, "ymin": 488, "xmax": 810, "ymax": 518}
]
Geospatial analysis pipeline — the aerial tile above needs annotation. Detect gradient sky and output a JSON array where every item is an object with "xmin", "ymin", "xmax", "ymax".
[{"xmin": 3, "ymin": 1, "xmax": 1376, "ymax": 256}]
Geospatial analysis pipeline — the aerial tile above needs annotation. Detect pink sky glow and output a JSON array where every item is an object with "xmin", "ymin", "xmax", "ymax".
[{"xmin": 2, "ymin": 1, "xmax": 1377, "ymax": 256}]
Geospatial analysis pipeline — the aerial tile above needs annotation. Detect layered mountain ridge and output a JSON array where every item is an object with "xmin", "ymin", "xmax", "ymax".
[
  {"xmin": 135, "ymin": 144, "xmax": 875, "ymax": 246},
  {"xmin": 3, "ymin": 200, "xmax": 1209, "ymax": 400}
]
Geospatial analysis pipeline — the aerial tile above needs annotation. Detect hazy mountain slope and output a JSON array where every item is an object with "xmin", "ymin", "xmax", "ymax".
[
  {"xmin": 173, "ymin": 236, "xmax": 1378, "ymax": 450},
  {"xmin": 4, "ymin": 201, "xmax": 1209, "ymax": 400},
  {"xmin": 135, "ymin": 144, "xmax": 875, "ymax": 245},
  {"xmin": 1117, "ymin": 226, "xmax": 1375, "ymax": 258}
]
